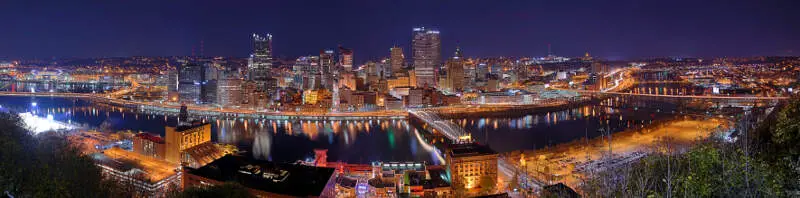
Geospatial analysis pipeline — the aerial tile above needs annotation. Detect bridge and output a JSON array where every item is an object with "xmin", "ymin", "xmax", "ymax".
[
  {"xmin": 575, "ymin": 89, "xmax": 790, "ymax": 100},
  {"xmin": 0, "ymin": 79, "xmax": 130, "ymax": 87},
  {"xmin": 407, "ymin": 109, "xmax": 469, "ymax": 141},
  {"xmin": 408, "ymin": 108, "xmax": 545, "ymax": 191}
]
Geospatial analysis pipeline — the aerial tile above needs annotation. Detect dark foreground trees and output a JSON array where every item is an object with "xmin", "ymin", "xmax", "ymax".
[
  {"xmin": 582, "ymin": 99, "xmax": 800, "ymax": 197},
  {"xmin": 168, "ymin": 182, "xmax": 254, "ymax": 198},
  {"xmin": 582, "ymin": 140, "xmax": 787, "ymax": 197},
  {"xmin": 0, "ymin": 112, "xmax": 132, "ymax": 197},
  {"xmin": 0, "ymin": 112, "xmax": 261, "ymax": 197}
]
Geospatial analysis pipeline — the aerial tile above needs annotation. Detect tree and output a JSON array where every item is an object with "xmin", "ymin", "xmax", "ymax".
[
  {"xmin": 0, "ymin": 112, "xmax": 130, "ymax": 197},
  {"xmin": 770, "ymin": 99, "xmax": 800, "ymax": 156}
]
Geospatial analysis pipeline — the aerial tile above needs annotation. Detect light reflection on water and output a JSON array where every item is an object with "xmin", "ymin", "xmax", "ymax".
[{"xmin": 0, "ymin": 95, "xmax": 680, "ymax": 163}]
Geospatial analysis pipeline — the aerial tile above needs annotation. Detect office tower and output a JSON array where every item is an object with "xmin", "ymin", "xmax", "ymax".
[
  {"xmin": 380, "ymin": 58, "xmax": 392, "ymax": 78},
  {"xmin": 320, "ymin": 50, "xmax": 335, "ymax": 89},
  {"xmin": 203, "ymin": 79, "xmax": 217, "ymax": 104},
  {"xmin": 178, "ymin": 62, "xmax": 203, "ymax": 104},
  {"xmin": 390, "ymin": 46, "xmax": 404, "ymax": 74},
  {"xmin": 217, "ymin": 78, "xmax": 242, "ymax": 107},
  {"xmin": 166, "ymin": 70, "xmax": 179, "ymax": 92},
  {"xmin": 320, "ymin": 50, "xmax": 334, "ymax": 75},
  {"xmin": 248, "ymin": 33, "xmax": 274, "ymax": 91},
  {"xmin": 445, "ymin": 46, "xmax": 465, "ymax": 93},
  {"xmin": 412, "ymin": 27, "xmax": 441, "ymax": 88},
  {"xmin": 476, "ymin": 63, "xmax": 488, "ymax": 81},
  {"xmin": 292, "ymin": 56, "xmax": 320, "ymax": 76},
  {"xmin": 339, "ymin": 46, "xmax": 354, "ymax": 72}
]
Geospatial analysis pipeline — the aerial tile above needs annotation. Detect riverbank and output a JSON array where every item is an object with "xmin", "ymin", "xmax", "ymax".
[
  {"xmin": 503, "ymin": 115, "xmax": 731, "ymax": 191},
  {"xmin": 0, "ymin": 91, "xmax": 593, "ymax": 120}
]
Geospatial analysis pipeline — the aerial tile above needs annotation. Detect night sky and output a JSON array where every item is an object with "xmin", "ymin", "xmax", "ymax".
[{"xmin": 1, "ymin": 0, "xmax": 798, "ymax": 62}]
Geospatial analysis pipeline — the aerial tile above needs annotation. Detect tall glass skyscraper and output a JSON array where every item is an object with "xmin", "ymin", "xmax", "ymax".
[
  {"xmin": 178, "ymin": 62, "xmax": 203, "ymax": 104},
  {"xmin": 248, "ymin": 33, "xmax": 274, "ymax": 92},
  {"xmin": 412, "ymin": 27, "xmax": 440, "ymax": 88},
  {"xmin": 320, "ymin": 50, "xmax": 335, "ymax": 89}
]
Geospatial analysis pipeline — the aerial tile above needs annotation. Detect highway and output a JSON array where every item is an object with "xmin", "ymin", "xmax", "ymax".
[
  {"xmin": 570, "ymin": 89, "xmax": 790, "ymax": 100},
  {"xmin": 0, "ymin": 91, "xmax": 408, "ymax": 119}
]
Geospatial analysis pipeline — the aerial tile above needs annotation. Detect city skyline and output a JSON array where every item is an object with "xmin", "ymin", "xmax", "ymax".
[
  {"xmin": 2, "ymin": 1, "xmax": 800, "ymax": 197},
  {"xmin": 1, "ymin": 0, "xmax": 799, "ymax": 61}
]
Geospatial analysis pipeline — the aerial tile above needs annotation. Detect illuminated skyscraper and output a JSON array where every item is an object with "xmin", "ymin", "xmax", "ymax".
[
  {"xmin": 217, "ymin": 78, "xmax": 242, "ymax": 107},
  {"xmin": 445, "ymin": 46, "xmax": 465, "ymax": 93},
  {"xmin": 390, "ymin": 46, "xmax": 404, "ymax": 74},
  {"xmin": 178, "ymin": 62, "xmax": 203, "ymax": 104},
  {"xmin": 248, "ymin": 33, "xmax": 274, "ymax": 91},
  {"xmin": 320, "ymin": 50, "xmax": 335, "ymax": 89},
  {"xmin": 338, "ymin": 46, "xmax": 354, "ymax": 72},
  {"xmin": 412, "ymin": 27, "xmax": 440, "ymax": 88}
]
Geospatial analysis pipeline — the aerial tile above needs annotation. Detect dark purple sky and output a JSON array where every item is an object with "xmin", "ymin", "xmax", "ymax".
[{"xmin": 1, "ymin": 0, "xmax": 798, "ymax": 62}]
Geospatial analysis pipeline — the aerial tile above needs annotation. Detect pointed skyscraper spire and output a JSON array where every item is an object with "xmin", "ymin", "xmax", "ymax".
[{"xmin": 454, "ymin": 44, "xmax": 462, "ymax": 59}]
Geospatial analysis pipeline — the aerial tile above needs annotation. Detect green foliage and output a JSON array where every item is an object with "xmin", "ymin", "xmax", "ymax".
[
  {"xmin": 582, "ymin": 99, "xmax": 800, "ymax": 197},
  {"xmin": 583, "ymin": 140, "xmax": 788, "ymax": 197},
  {"xmin": 169, "ymin": 182, "xmax": 254, "ymax": 198},
  {"xmin": 770, "ymin": 99, "xmax": 800, "ymax": 157},
  {"xmin": 0, "ymin": 112, "xmax": 130, "ymax": 197}
]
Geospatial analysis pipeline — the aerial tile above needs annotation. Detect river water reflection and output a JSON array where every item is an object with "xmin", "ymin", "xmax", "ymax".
[{"xmin": 0, "ymin": 95, "xmax": 679, "ymax": 163}]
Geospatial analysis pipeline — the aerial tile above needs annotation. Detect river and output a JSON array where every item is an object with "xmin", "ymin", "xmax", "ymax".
[{"xmin": 0, "ymin": 95, "xmax": 680, "ymax": 164}]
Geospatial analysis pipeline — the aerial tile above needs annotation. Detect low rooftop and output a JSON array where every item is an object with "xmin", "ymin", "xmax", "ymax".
[
  {"xmin": 175, "ymin": 121, "xmax": 209, "ymax": 132},
  {"xmin": 135, "ymin": 132, "xmax": 164, "ymax": 143},
  {"xmin": 185, "ymin": 155, "xmax": 335, "ymax": 197},
  {"xmin": 91, "ymin": 147, "xmax": 179, "ymax": 183},
  {"xmin": 448, "ymin": 143, "xmax": 498, "ymax": 158}
]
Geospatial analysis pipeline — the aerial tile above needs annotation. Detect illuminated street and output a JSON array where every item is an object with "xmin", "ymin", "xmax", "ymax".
[
  {"xmin": 506, "ymin": 117, "xmax": 730, "ymax": 192},
  {"xmin": 1, "ymin": 1, "xmax": 798, "ymax": 196}
]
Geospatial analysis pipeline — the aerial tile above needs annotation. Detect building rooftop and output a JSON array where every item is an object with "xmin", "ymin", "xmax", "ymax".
[
  {"xmin": 423, "ymin": 166, "xmax": 451, "ymax": 189},
  {"xmin": 135, "ymin": 132, "xmax": 164, "ymax": 143},
  {"xmin": 368, "ymin": 178, "xmax": 396, "ymax": 188},
  {"xmin": 185, "ymin": 155, "xmax": 336, "ymax": 197},
  {"xmin": 175, "ymin": 121, "xmax": 209, "ymax": 132},
  {"xmin": 448, "ymin": 143, "xmax": 498, "ymax": 158},
  {"xmin": 91, "ymin": 147, "xmax": 179, "ymax": 183},
  {"xmin": 337, "ymin": 176, "xmax": 357, "ymax": 188}
]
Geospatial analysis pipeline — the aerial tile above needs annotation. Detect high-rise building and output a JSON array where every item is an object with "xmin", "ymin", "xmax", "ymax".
[
  {"xmin": 320, "ymin": 50, "xmax": 335, "ymax": 89},
  {"xmin": 412, "ymin": 27, "xmax": 441, "ymax": 88},
  {"xmin": 178, "ymin": 62, "xmax": 203, "ymax": 104},
  {"xmin": 445, "ymin": 46, "xmax": 465, "ymax": 93},
  {"xmin": 248, "ymin": 33, "xmax": 274, "ymax": 92},
  {"xmin": 217, "ymin": 78, "xmax": 242, "ymax": 107},
  {"xmin": 379, "ymin": 58, "xmax": 392, "ymax": 78},
  {"xmin": 390, "ymin": 46, "xmax": 404, "ymax": 74},
  {"xmin": 339, "ymin": 46, "xmax": 354, "ymax": 72}
]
